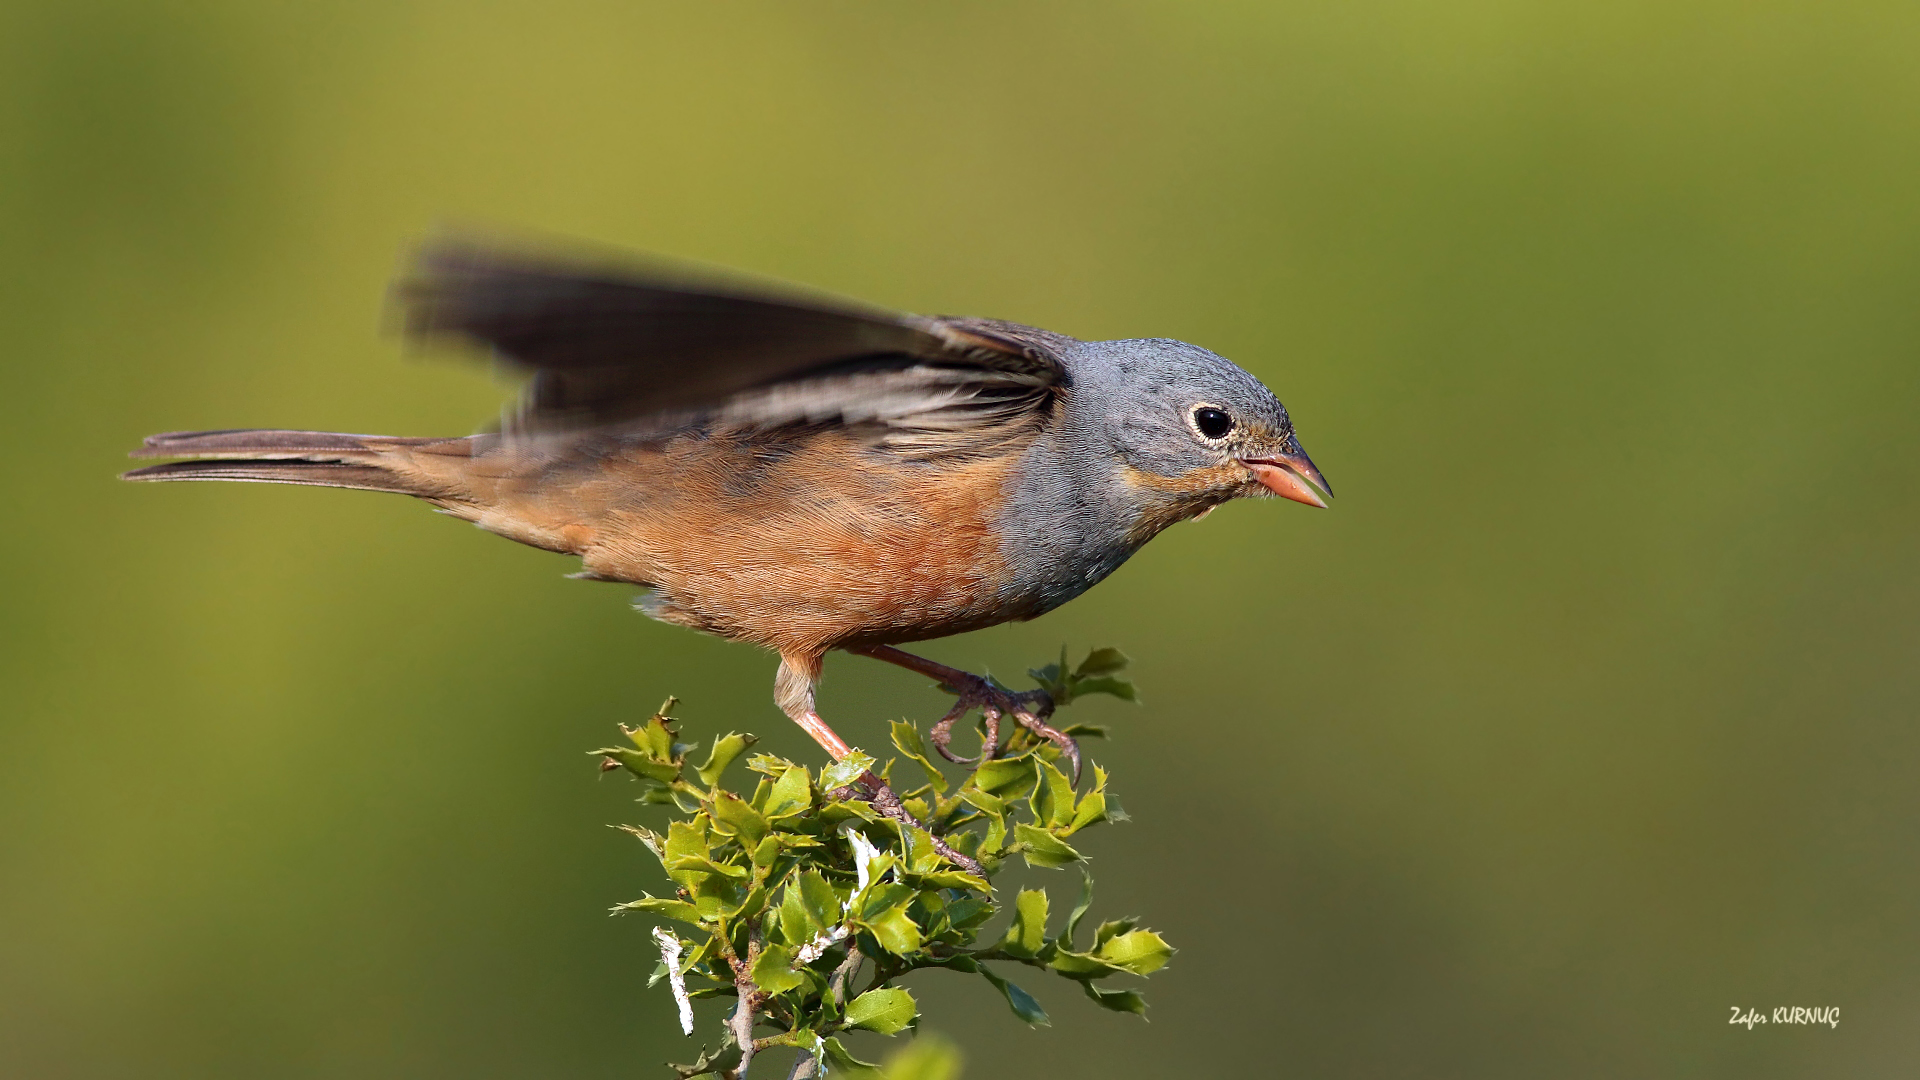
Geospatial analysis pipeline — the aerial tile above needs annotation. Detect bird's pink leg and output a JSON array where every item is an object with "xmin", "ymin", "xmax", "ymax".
[
  {"xmin": 775, "ymin": 651, "xmax": 984, "ymax": 876},
  {"xmin": 775, "ymin": 652, "xmax": 854, "ymax": 760},
  {"xmin": 846, "ymin": 644, "xmax": 1079, "ymax": 781},
  {"xmin": 794, "ymin": 711, "xmax": 855, "ymax": 761}
]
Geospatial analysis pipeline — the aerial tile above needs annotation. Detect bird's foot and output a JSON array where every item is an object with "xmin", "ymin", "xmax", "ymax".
[
  {"xmin": 926, "ymin": 674, "xmax": 1078, "ymax": 783},
  {"xmin": 847, "ymin": 645, "xmax": 1080, "ymax": 778}
]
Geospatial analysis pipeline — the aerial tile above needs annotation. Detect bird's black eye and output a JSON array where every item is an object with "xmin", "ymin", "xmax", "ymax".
[{"xmin": 1192, "ymin": 406, "xmax": 1235, "ymax": 440}]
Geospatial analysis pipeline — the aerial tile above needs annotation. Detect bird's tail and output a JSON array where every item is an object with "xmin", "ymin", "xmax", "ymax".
[{"xmin": 122, "ymin": 429, "xmax": 470, "ymax": 498}]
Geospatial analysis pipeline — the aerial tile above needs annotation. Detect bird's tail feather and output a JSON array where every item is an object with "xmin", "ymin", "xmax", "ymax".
[{"xmin": 123, "ymin": 429, "xmax": 463, "ymax": 497}]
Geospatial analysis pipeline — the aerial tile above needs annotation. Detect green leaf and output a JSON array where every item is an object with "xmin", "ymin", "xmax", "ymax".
[
  {"xmin": 1096, "ymin": 929, "xmax": 1174, "ymax": 975},
  {"xmin": 1024, "ymin": 647, "xmax": 1141, "ymax": 704},
  {"xmin": 910, "ymin": 869, "xmax": 990, "ymax": 893},
  {"xmin": 633, "ymin": 783, "xmax": 679, "ymax": 806},
  {"xmin": 877, "ymin": 1035, "xmax": 963, "ymax": 1080},
  {"xmin": 858, "ymin": 882, "xmax": 917, "ymax": 920},
  {"xmin": 820, "ymin": 750, "xmax": 877, "ymax": 792},
  {"xmin": 709, "ymin": 790, "xmax": 770, "ymax": 846},
  {"xmin": 798, "ymin": 870, "xmax": 842, "ymax": 930},
  {"xmin": 665, "ymin": 820, "xmax": 747, "ymax": 884},
  {"xmin": 691, "ymin": 891, "xmax": 730, "ymax": 921},
  {"xmin": 816, "ymin": 798, "xmax": 882, "ymax": 830},
  {"xmin": 1066, "ymin": 766, "xmax": 1112, "ymax": 834},
  {"xmin": 610, "ymin": 895, "xmax": 702, "ymax": 925},
  {"xmin": 1074, "ymin": 647, "xmax": 1130, "ymax": 678},
  {"xmin": 899, "ymin": 824, "xmax": 943, "ymax": 875},
  {"xmin": 1046, "ymin": 948, "xmax": 1120, "ymax": 979},
  {"xmin": 1081, "ymin": 982, "xmax": 1148, "ymax": 1016},
  {"xmin": 619, "ymin": 824, "xmax": 667, "ymax": 862},
  {"xmin": 970, "ymin": 756, "xmax": 1037, "ymax": 800},
  {"xmin": 957, "ymin": 786, "xmax": 1006, "ymax": 816},
  {"xmin": 679, "ymin": 936, "xmax": 716, "ymax": 975},
  {"xmin": 777, "ymin": 882, "xmax": 818, "ymax": 946},
  {"xmin": 1028, "ymin": 645, "xmax": 1069, "ymax": 699},
  {"xmin": 844, "ymin": 986, "xmax": 918, "ymax": 1035},
  {"xmin": 633, "ymin": 711, "xmax": 677, "ymax": 760},
  {"xmin": 1064, "ymin": 791, "xmax": 1105, "ymax": 835},
  {"xmin": 749, "ymin": 942, "xmax": 806, "ymax": 994},
  {"xmin": 761, "ymin": 764, "xmax": 813, "ymax": 819},
  {"xmin": 695, "ymin": 732, "xmax": 757, "ymax": 787},
  {"xmin": 890, "ymin": 720, "xmax": 948, "ymax": 794},
  {"xmin": 982, "ymin": 812, "xmax": 1009, "ymax": 854},
  {"xmin": 922, "ymin": 953, "xmax": 978, "ymax": 973},
  {"xmin": 944, "ymin": 897, "xmax": 995, "ymax": 933},
  {"xmin": 948, "ymin": 827, "xmax": 985, "ymax": 861},
  {"xmin": 861, "ymin": 904, "xmax": 924, "ymax": 956},
  {"xmin": 598, "ymin": 746, "xmax": 682, "ymax": 783},
  {"xmin": 1033, "ymin": 758, "xmax": 1076, "ymax": 828},
  {"xmin": 999, "ymin": 888, "xmax": 1049, "ymax": 958},
  {"xmin": 666, "ymin": 848, "xmax": 750, "ymax": 880},
  {"xmin": 747, "ymin": 752, "xmax": 797, "ymax": 777},
  {"xmin": 1062, "ymin": 867, "xmax": 1095, "ymax": 948},
  {"xmin": 1092, "ymin": 918, "xmax": 1138, "ymax": 950},
  {"xmin": 666, "ymin": 1034, "xmax": 742, "ymax": 1080},
  {"xmin": 976, "ymin": 965, "xmax": 1049, "ymax": 1027},
  {"xmin": 750, "ymin": 835, "xmax": 782, "ymax": 869},
  {"xmin": 821, "ymin": 1036, "xmax": 881, "ymax": 1076},
  {"xmin": 1013, "ymin": 824, "xmax": 1084, "ymax": 868},
  {"xmin": 665, "ymin": 818, "xmax": 710, "ymax": 864},
  {"xmin": 728, "ymin": 883, "xmax": 772, "ymax": 921},
  {"xmin": 1071, "ymin": 676, "xmax": 1137, "ymax": 702}
]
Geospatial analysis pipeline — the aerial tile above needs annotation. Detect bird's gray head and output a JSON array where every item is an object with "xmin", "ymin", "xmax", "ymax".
[{"xmin": 1064, "ymin": 337, "xmax": 1331, "ymax": 518}]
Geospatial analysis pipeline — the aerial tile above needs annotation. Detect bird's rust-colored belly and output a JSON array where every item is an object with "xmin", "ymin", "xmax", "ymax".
[{"xmin": 507, "ymin": 430, "xmax": 1026, "ymax": 654}]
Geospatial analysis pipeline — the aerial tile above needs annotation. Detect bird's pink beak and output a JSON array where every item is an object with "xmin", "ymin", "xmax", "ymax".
[{"xmin": 1241, "ymin": 441, "xmax": 1332, "ymax": 509}]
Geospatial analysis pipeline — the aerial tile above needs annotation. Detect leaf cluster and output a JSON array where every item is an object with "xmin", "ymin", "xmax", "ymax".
[
  {"xmin": 1025, "ymin": 646, "xmax": 1138, "ymax": 709},
  {"xmin": 597, "ymin": 651, "xmax": 1169, "ymax": 1078}
]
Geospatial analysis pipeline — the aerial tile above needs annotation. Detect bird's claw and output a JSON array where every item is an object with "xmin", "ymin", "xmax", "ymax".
[
  {"xmin": 924, "ymin": 675, "xmax": 1079, "ymax": 782},
  {"xmin": 1014, "ymin": 707, "xmax": 1081, "ymax": 785},
  {"xmin": 929, "ymin": 699, "xmax": 999, "ymax": 767}
]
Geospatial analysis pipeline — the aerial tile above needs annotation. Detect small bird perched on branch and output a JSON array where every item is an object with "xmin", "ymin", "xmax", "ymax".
[{"xmin": 126, "ymin": 234, "xmax": 1329, "ymax": 794}]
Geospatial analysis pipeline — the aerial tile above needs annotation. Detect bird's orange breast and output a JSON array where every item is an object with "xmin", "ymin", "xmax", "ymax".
[{"xmin": 476, "ymin": 428, "xmax": 1029, "ymax": 654}]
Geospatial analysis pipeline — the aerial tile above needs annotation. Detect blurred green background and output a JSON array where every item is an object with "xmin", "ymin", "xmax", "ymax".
[{"xmin": 3, "ymin": 1, "xmax": 1916, "ymax": 1076}]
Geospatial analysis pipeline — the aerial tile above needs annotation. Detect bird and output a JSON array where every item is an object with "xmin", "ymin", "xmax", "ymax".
[{"xmin": 124, "ymin": 235, "xmax": 1330, "ymax": 838}]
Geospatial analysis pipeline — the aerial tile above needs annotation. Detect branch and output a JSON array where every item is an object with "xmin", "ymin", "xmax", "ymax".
[
  {"xmin": 828, "ymin": 943, "xmax": 863, "ymax": 1007},
  {"xmin": 728, "ymin": 928, "xmax": 764, "ymax": 1078}
]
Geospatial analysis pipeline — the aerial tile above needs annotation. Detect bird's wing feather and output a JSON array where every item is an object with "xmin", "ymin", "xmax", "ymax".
[{"xmin": 400, "ymin": 238, "xmax": 1073, "ymax": 454}]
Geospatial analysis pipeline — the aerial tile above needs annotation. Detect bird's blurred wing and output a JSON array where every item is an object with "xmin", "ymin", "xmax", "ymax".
[{"xmin": 399, "ymin": 237, "xmax": 1070, "ymax": 450}]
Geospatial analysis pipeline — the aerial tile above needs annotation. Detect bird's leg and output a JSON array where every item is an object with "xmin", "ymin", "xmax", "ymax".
[
  {"xmin": 775, "ymin": 652, "xmax": 857, "ymax": 761},
  {"xmin": 846, "ymin": 644, "xmax": 1079, "ymax": 782},
  {"xmin": 775, "ymin": 652, "xmax": 984, "ymax": 878}
]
